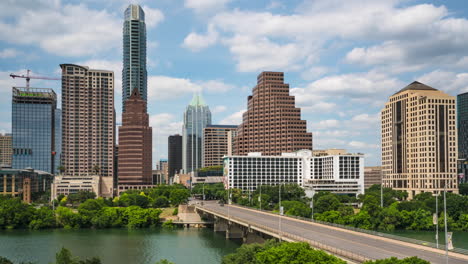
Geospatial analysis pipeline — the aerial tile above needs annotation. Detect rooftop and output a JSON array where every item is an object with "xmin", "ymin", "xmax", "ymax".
[{"xmin": 393, "ymin": 81, "xmax": 437, "ymax": 96}]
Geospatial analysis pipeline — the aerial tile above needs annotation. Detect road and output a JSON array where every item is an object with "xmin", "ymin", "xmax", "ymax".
[{"xmin": 198, "ymin": 201, "xmax": 468, "ymax": 264}]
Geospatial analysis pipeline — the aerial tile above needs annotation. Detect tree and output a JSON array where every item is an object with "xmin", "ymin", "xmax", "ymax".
[
  {"xmin": 153, "ymin": 196, "xmax": 170, "ymax": 208},
  {"xmin": 255, "ymin": 242, "xmax": 346, "ymax": 264},
  {"xmin": 315, "ymin": 194, "xmax": 341, "ymax": 214},
  {"xmin": 55, "ymin": 247, "xmax": 77, "ymax": 264},
  {"xmin": 222, "ymin": 240, "xmax": 279, "ymax": 264},
  {"xmin": 460, "ymin": 183, "xmax": 468, "ymax": 195},
  {"xmin": 363, "ymin": 256, "xmax": 429, "ymax": 264},
  {"xmin": 154, "ymin": 260, "xmax": 175, "ymax": 264},
  {"xmin": 169, "ymin": 189, "xmax": 190, "ymax": 206}
]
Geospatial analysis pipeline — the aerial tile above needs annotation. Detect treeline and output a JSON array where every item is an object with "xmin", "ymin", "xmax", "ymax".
[
  {"xmin": 228, "ymin": 184, "xmax": 468, "ymax": 231},
  {"xmin": 0, "ymin": 184, "xmax": 191, "ymax": 230},
  {"xmin": 222, "ymin": 240, "xmax": 430, "ymax": 264}
]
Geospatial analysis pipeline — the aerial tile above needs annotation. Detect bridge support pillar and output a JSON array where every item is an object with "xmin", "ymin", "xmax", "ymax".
[
  {"xmin": 243, "ymin": 230, "xmax": 266, "ymax": 244},
  {"xmin": 226, "ymin": 222, "xmax": 243, "ymax": 239},
  {"xmin": 214, "ymin": 217, "xmax": 228, "ymax": 232}
]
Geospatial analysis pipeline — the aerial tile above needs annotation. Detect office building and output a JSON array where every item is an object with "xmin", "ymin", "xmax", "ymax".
[
  {"xmin": 51, "ymin": 175, "xmax": 100, "ymax": 200},
  {"xmin": 224, "ymin": 150, "xmax": 364, "ymax": 195},
  {"xmin": 122, "ymin": 4, "xmax": 147, "ymax": 111},
  {"xmin": 60, "ymin": 64, "xmax": 115, "ymax": 197},
  {"xmin": 153, "ymin": 159, "xmax": 168, "ymax": 184},
  {"xmin": 0, "ymin": 134, "xmax": 12, "ymax": 167},
  {"xmin": 202, "ymin": 125, "xmax": 237, "ymax": 167},
  {"xmin": 182, "ymin": 94, "xmax": 212, "ymax": 173},
  {"xmin": 457, "ymin": 92, "xmax": 468, "ymax": 183},
  {"xmin": 381, "ymin": 81, "xmax": 458, "ymax": 198},
  {"xmin": 118, "ymin": 89, "xmax": 152, "ymax": 186},
  {"xmin": 234, "ymin": 71, "xmax": 313, "ymax": 156},
  {"xmin": 313, "ymin": 149, "xmax": 347, "ymax": 157},
  {"xmin": 12, "ymin": 87, "xmax": 58, "ymax": 174},
  {"xmin": 168, "ymin": 134, "xmax": 182, "ymax": 178},
  {"xmin": 54, "ymin": 109, "xmax": 62, "ymax": 172},
  {"xmin": 364, "ymin": 166, "xmax": 382, "ymax": 189},
  {"xmin": 0, "ymin": 168, "xmax": 53, "ymax": 203}
]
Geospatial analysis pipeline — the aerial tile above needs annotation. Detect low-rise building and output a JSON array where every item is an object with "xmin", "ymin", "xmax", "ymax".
[
  {"xmin": 51, "ymin": 175, "xmax": 114, "ymax": 200},
  {"xmin": 0, "ymin": 168, "xmax": 53, "ymax": 203},
  {"xmin": 224, "ymin": 150, "xmax": 364, "ymax": 195}
]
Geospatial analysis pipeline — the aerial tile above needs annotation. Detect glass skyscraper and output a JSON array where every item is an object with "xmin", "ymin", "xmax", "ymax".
[
  {"xmin": 12, "ymin": 87, "xmax": 58, "ymax": 174},
  {"xmin": 122, "ymin": 4, "xmax": 147, "ymax": 112},
  {"xmin": 182, "ymin": 94, "xmax": 212, "ymax": 173},
  {"xmin": 457, "ymin": 92, "xmax": 468, "ymax": 183}
]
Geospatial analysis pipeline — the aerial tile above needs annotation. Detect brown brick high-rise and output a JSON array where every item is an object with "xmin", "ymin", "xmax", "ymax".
[
  {"xmin": 234, "ymin": 72, "xmax": 313, "ymax": 156},
  {"xmin": 118, "ymin": 89, "xmax": 152, "ymax": 185}
]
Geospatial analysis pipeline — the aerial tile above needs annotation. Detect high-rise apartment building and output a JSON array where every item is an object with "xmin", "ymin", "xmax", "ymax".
[
  {"xmin": 118, "ymin": 89, "xmax": 152, "ymax": 186},
  {"xmin": 457, "ymin": 92, "xmax": 468, "ymax": 183},
  {"xmin": 202, "ymin": 125, "xmax": 237, "ymax": 167},
  {"xmin": 122, "ymin": 4, "xmax": 147, "ymax": 112},
  {"xmin": 60, "ymin": 64, "xmax": 115, "ymax": 187},
  {"xmin": 234, "ymin": 71, "xmax": 313, "ymax": 156},
  {"xmin": 12, "ymin": 87, "xmax": 58, "ymax": 174},
  {"xmin": 0, "ymin": 134, "xmax": 12, "ymax": 167},
  {"xmin": 381, "ymin": 81, "xmax": 458, "ymax": 198},
  {"xmin": 182, "ymin": 94, "xmax": 212, "ymax": 173},
  {"xmin": 168, "ymin": 134, "xmax": 182, "ymax": 178}
]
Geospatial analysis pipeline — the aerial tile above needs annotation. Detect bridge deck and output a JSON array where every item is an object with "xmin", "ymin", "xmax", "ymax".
[{"xmin": 197, "ymin": 201, "xmax": 468, "ymax": 264}]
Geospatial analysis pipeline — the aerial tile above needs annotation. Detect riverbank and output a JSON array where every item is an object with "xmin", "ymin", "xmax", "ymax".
[{"xmin": 0, "ymin": 228, "xmax": 241, "ymax": 264}]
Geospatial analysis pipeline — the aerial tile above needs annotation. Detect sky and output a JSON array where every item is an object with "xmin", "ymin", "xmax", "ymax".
[{"xmin": 1, "ymin": 0, "xmax": 468, "ymax": 168}]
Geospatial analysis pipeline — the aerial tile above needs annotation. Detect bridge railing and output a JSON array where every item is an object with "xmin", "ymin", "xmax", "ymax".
[
  {"xmin": 198, "ymin": 205, "xmax": 372, "ymax": 262},
  {"xmin": 230, "ymin": 204, "xmax": 468, "ymax": 256}
]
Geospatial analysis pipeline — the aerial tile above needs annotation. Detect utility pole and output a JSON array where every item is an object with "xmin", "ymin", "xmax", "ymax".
[
  {"xmin": 444, "ymin": 184, "xmax": 448, "ymax": 264},
  {"xmin": 279, "ymin": 183, "xmax": 282, "ymax": 241},
  {"xmin": 259, "ymin": 185, "xmax": 262, "ymax": 210}
]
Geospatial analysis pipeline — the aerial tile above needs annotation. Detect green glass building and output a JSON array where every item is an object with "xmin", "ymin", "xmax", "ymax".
[{"xmin": 123, "ymin": 4, "xmax": 147, "ymax": 112}]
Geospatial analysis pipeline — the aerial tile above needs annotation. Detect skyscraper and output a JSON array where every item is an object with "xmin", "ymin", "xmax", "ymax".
[
  {"xmin": 122, "ymin": 4, "xmax": 147, "ymax": 112},
  {"xmin": 381, "ymin": 81, "xmax": 458, "ymax": 198},
  {"xmin": 202, "ymin": 125, "xmax": 237, "ymax": 167},
  {"xmin": 182, "ymin": 94, "xmax": 212, "ymax": 173},
  {"xmin": 168, "ymin": 134, "xmax": 182, "ymax": 178},
  {"xmin": 12, "ymin": 87, "xmax": 57, "ymax": 174},
  {"xmin": 60, "ymin": 64, "xmax": 115, "ymax": 187},
  {"xmin": 0, "ymin": 134, "xmax": 12, "ymax": 168},
  {"xmin": 457, "ymin": 92, "xmax": 468, "ymax": 183},
  {"xmin": 118, "ymin": 89, "xmax": 152, "ymax": 186},
  {"xmin": 54, "ymin": 109, "xmax": 62, "ymax": 172},
  {"xmin": 234, "ymin": 71, "xmax": 313, "ymax": 156}
]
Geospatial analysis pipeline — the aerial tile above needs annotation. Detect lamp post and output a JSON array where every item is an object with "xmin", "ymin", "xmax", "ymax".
[
  {"xmin": 279, "ymin": 182, "xmax": 282, "ymax": 241},
  {"xmin": 444, "ymin": 184, "xmax": 448, "ymax": 264},
  {"xmin": 259, "ymin": 185, "xmax": 262, "ymax": 210},
  {"xmin": 435, "ymin": 192, "xmax": 439, "ymax": 249}
]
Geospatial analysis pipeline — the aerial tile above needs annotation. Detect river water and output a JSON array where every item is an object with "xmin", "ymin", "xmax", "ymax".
[{"xmin": 0, "ymin": 228, "xmax": 241, "ymax": 264}]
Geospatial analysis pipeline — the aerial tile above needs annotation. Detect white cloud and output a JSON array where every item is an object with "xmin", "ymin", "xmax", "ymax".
[
  {"xmin": 212, "ymin": 105, "xmax": 227, "ymax": 114},
  {"xmin": 349, "ymin": 141, "xmax": 379, "ymax": 149},
  {"xmin": 142, "ymin": 5, "xmax": 164, "ymax": 28},
  {"xmin": 313, "ymin": 119, "xmax": 340, "ymax": 130},
  {"xmin": 184, "ymin": 0, "xmax": 231, "ymax": 13},
  {"xmin": 220, "ymin": 109, "xmax": 245, "ymax": 125},
  {"xmin": 148, "ymin": 76, "xmax": 234, "ymax": 100},
  {"xmin": 150, "ymin": 113, "xmax": 183, "ymax": 162},
  {"xmin": 183, "ymin": 25, "xmax": 218, "ymax": 52},
  {"xmin": 417, "ymin": 70, "xmax": 468, "ymax": 94},
  {"xmin": 0, "ymin": 48, "xmax": 20, "ymax": 58}
]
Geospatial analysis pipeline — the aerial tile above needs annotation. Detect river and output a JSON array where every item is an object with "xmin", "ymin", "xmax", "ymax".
[{"xmin": 0, "ymin": 228, "xmax": 241, "ymax": 264}]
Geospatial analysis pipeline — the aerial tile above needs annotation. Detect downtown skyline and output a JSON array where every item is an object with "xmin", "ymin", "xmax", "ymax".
[{"xmin": 2, "ymin": 0, "xmax": 468, "ymax": 167}]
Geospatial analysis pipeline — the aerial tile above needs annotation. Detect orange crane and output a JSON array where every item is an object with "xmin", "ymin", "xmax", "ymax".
[{"xmin": 10, "ymin": 69, "xmax": 60, "ymax": 88}]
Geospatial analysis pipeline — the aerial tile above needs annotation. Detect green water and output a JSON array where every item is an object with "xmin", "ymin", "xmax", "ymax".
[
  {"xmin": 0, "ymin": 228, "xmax": 241, "ymax": 264},
  {"xmin": 385, "ymin": 230, "xmax": 468, "ymax": 250}
]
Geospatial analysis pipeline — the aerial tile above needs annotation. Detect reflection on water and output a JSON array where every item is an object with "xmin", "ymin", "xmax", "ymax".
[{"xmin": 0, "ymin": 228, "xmax": 241, "ymax": 264}]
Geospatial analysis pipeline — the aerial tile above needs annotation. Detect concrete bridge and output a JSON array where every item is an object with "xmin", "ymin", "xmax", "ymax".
[{"xmin": 195, "ymin": 201, "xmax": 468, "ymax": 264}]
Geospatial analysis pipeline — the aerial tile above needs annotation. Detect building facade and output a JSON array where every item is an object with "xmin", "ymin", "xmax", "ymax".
[
  {"xmin": 364, "ymin": 166, "xmax": 382, "ymax": 189},
  {"xmin": 224, "ymin": 150, "xmax": 364, "ymax": 195},
  {"xmin": 182, "ymin": 94, "xmax": 212, "ymax": 173},
  {"xmin": 122, "ymin": 4, "xmax": 147, "ymax": 112},
  {"xmin": 54, "ymin": 109, "xmax": 62, "ymax": 172},
  {"xmin": 457, "ymin": 92, "xmax": 468, "ymax": 183},
  {"xmin": 118, "ymin": 89, "xmax": 152, "ymax": 186},
  {"xmin": 12, "ymin": 87, "xmax": 58, "ymax": 174},
  {"xmin": 51, "ymin": 175, "xmax": 100, "ymax": 200},
  {"xmin": 60, "ymin": 64, "xmax": 115, "ymax": 185},
  {"xmin": 234, "ymin": 72, "xmax": 313, "ymax": 156},
  {"xmin": 0, "ymin": 134, "xmax": 12, "ymax": 167},
  {"xmin": 168, "ymin": 134, "xmax": 182, "ymax": 178},
  {"xmin": 0, "ymin": 168, "xmax": 53, "ymax": 203},
  {"xmin": 381, "ymin": 81, "xmax": 458, "ymax": 198},
  {"xmin": 202, "ymin": 125, "xmax": 237, "ymax": 167}
]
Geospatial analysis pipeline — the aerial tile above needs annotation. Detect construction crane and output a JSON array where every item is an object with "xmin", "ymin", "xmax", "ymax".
[{"xmin": 10, "ymin": 69, "xmax": 60, "ymax": 88}]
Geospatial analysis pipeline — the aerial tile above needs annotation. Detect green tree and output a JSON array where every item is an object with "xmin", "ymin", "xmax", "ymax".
[
  {"xmin": 169, "ymin": 189, "xmax": 190, "ymax": 206},
  {"xmin": 154, "ymin": 259, "xmax": 175, "ymax": 264},
  {"xmin": 55, "ymin": 247, "xmax": 77, "ymax": 264},
  {"xmin": 255, "ymin": 242, "xmax": 346, "ymax": 264},
  {"xmin": 315, "ymin": 194, "xmax": 341, "ymax": 214},
  {"xmin": 153, "ymin": 196, "xmax": 170, "ymax": 208},
  {"xmin": 363, "ymin": 256, "xmax": 429, "ymax": 264},
  {"xmin": 460, "ymin": 183, "xmax": 468, "ymax": 195}
]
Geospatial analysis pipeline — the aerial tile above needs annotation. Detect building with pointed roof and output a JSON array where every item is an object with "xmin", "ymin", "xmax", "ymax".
[
  {"xmin": 118, "ymin": 88, "xmax": 152, "ymax": 187},
  {"xmin": 234, "ymin": 71, "xmax": 313, "ymax": 156},
  {"xmin": 182, "ymin": 93, "xmax": 212, "ymax": 173},
  {"xmin": 381, "ymin": 81, "xmax": 458, "ymax": 198}
]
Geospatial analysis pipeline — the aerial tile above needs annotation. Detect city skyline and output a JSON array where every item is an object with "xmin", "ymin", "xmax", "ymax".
[{"xmin": 2, "ymin": 1, "xmax": 468, "ymax": 167}]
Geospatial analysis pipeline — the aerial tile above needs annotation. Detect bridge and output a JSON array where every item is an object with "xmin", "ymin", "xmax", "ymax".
[{"xmin": 195, "ymin": 201, "xmax": 468, "ymax": 264}]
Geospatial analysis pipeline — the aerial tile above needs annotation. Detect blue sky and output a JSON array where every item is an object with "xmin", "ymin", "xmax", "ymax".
[{"xmin": 1, "ymin": 0, "xmax": 468, "ymax": 167}]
